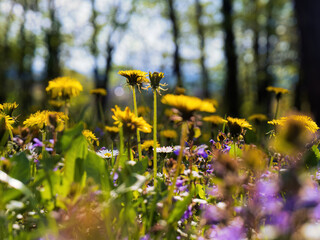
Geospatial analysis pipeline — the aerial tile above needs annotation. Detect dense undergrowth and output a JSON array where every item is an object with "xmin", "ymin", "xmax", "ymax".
[{"xmin": 0, "ymin": 71, "xmax": 320, "ymax": 240}]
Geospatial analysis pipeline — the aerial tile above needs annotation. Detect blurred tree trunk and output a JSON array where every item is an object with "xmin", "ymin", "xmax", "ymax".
[
  {"xmin": 167, "ymin": 0, "xmax": 183, "ymax": 88},
  {"xmin": 294, "ymin": 0, "xmax": 320, "ymax": 123},
  {"xmin": 45, "ymin": 0, "xmax": 61, "ymax": 81},
  {"xmin": 0, "ymin": 4, "xmax": 14, "ymax": 102},
  {"xmin": 90, "ymin": 0, "xmax": 104, "ymax": 121},
  {"xmin": 222, "ymin": 0, "xmax": 239, "ymax": 116},
  {"xmin": 256, "ymin": 0, "xmax": 273, "ymax": 116},
  {"xmin": 195, "ymin": 0, "xmax": 210, "ymax": 98}
]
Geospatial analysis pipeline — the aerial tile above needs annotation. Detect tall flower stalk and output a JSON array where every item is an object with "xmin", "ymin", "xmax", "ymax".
[
  {"xmin": 118, "ymin": 70, "xmax": 149, "ymax": 161},
  {"xmin": 266, "ymin": 86, "xmax": 289, "ymax": 119},
  {"xmin": 148, "ymin": 72, "xmax": 167, "ymax": 187},
  {"xmin": 132, "ymin": 86, "xmax": 142, "ymax": 161}
]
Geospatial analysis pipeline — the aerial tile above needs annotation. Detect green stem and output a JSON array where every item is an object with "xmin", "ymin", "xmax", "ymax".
[
  {"xmin": 64, "ymin": 100, "xmax": 69, "ymax": 128},
  {"xmin": 233, "ymin": 140, "xmax": 236, "ymax": 159},
  {"xmin": 274, "ymin": 98, "xmax": 280, "ymax": 119},
  {"xmin": 164, "ymin": 121, "xmax": 188, "ymax": 218},
  {"xmin": 42, "ymin": 131, "xmax": 46, "ymax": 154},
  {"xmin": 112, "ymin": 125, "xmax": 124, "ymax": 181},
  {"xmin": 111, "ymin": 142, "xmax": 114, "ymax": 166},
  {"xmin": 153, "ymin": 90, "xmax": 158, "ymax": 187},
  {"xmin": 132, "ymin": 87, "xmax": 142, "ymax": 161}
]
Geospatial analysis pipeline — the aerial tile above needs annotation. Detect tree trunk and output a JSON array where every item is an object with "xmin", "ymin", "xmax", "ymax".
[
  {"xmin": 222, "ymin": 0, "xmax": 239, "ymax": 116},
  {"xmin": 168, "ymin": 0, "xmax": 182, "ymax": 88},
  {"xmin": 45, "ymin": 0, "xmax": 61, "ymax": 81},
  {"xmin": 0, "ymin": 4, "xmax": 14, "ymax": 102},
  {"xmin": 256, "ymin": 0, "xmax": 273, "ymax": 116},
  {"xmin": 294, "ymin": 0, "xmax": 320, "ymax": 123},
  {"xmin": 195, "ymin": 0, "xmax": 210, "ymax": 98}
]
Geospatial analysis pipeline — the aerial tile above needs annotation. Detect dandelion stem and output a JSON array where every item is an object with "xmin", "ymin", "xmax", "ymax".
[
  {"xmin": 153, "ymin": 90, "xmax": 158, "ymax": 187},
  {"xmin": 64, "ymin": 100, "xmax": 69, "ymax": 128},
  {"xmin": 112, "ymin": 125, "xmax": 124, "ymax": 180},
  {"xmin": 132, "ymin": 87, "xmax": 142, "ymax": 161}
]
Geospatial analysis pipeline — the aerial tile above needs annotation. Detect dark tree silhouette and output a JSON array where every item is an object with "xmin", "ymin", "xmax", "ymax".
[
  {"xmin": 45, "ymin": 0, "xmax": 61, "ymax": 81},
  {"xmin": 167, "ymin": 0, "xmax": 183, "ymax": 88},
  {"xmin": 195, "ymin": 0, "xmax": 210, "ymax": 98},
  {"xmin": 294, "ymin": 0, "xmax": 320, "ymax": 123},
  {"xmin": 222, "ymin": 0, "xmax": 239, "ymax": 116}
]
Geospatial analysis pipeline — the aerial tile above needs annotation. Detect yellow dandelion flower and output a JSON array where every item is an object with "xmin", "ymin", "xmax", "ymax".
[
  {"xmin": 23, "ymin": 111, "xmax": 68, "ymax": 130},
  {"xmin": 266, "ymin": 86, "xmax": 289, "ymax": 99},
  {"xmin": 49, "ymin": 100, "xmax": 65, "ymax": 108},
  {"xmin": 111, "ymin": 105, "xmax": 152, "ymax": 134},
  {"xmin": 90, "ymin": 88, "xmax": 107, "ymax": 96},
  {"xmin": 46, "ymin": 77, "xmax": 83, "ymax": 99},
  {"xmin": 105, "ymin": 125, "xmax": 119, "ymax": 133},
  {"xmin": 0, "ymin": 102, "xmax": 18, "ymax": 116},
  {"xmin": 141, "ymin": 140, "xmax": 160, "ymax": 151},
  {"xmin": 161, "ymin": 94, "xmax": 216, "ymax": 118},
  {"xmin": 203, "ymin": 115, "xmax": 227, "ymax": 125},
  {"xmin": 227, "ymin": 117, "xmax": 252, "ymax": 138},
  {"xmin": 147, "ymin": 72, "xmax": 167, "ymax": 94},
  {"xmin": 160, "ymin": 129, "xmax": 178, "ymax": 139},
  {"xmin": 174, "ymin": 87, "xmax": 186, "ymax": 95},
  {"xmin": 118, "ymin": 70, "xmax": 149, "ymax": 88},
  {"xmin": 204, "ymin": 98, "xmax": 219, "ymax": 108},
  {"xmin": 268, "ymin": 115, "xmax": 319, "ymax": 133},
  {"xmin": 82, "ymin": 130, "xmax": 99, "ymax": 146},
  {"xmin": 0, "ymin": 113, "xmax": 14, "ymax": 131},
  {"xmin": 248, "ymin": 114, "xmax": 268, "ymax": 123},
  {"xmin": 105, "ymin": 125, "xmax": 119, "ymax": 140}
]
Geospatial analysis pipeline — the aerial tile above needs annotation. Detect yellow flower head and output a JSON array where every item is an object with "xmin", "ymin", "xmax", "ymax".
[
  {"xmin": 269, "ymin": 115, "xmax": 318, "ymax": 156},
  {"xmin": 0, "ymin": 113, "xmax": 14, "ymax": 131},
  {"xmin": 174, "ymin": 87, "xmax": 186, "ymax": 95},
  {"xmin": 90, "ymin": 88, "xmax": 107, "ymax": 96},
  {"xmin": 0, "ymin": 102, "xmax": 18, "ymax": 116},
  {"xmin": 111, "ymin": 105, "xmax": 152, "ymax": 134},
  {"xmin": 148, "ymin": 72, "xmax": 167, "ymax": 94},
  {"xmin": 268, "ymin": 115, "xmax": 319, "ymax": 134},
  {"xmin": 49, "ymin": 100, "xmax": 65, "ymax": 108},
  {"xmin": 227, "ymin": 117, "xmax": 252, "ymax": 138},
  {"xmin": 105, "ymin": 125, "xmax": 119, "ymax": 140},
  {"xmin": 82, "ymin": 130, "xmax": 99, "ymax": 146},
  {"xmin": 161, "ymin": 94, "xmax": 216, "ymax": 120},
  {"xmin": 160, "ymin": 129, "xmax": 178, "ymax": 139},
  {"xmin": 23, "ymin": 111, "xmax": 68, "ymax": 130},
  {"xmin": 105, "ymin": 125, "xmax": 119, "ymax": 133},
  {"xmin": 266, "ymin": 86, "xmax": 289, "ymax": 99},
  {"xmin": 203, "ymin": 115, "xmax": 227, "ymax": 125},
  {"xmin": 118, "ymin": 70, "xmax": 149, "ymax": 88},
  {"xmin": 204, "ymin": 98, "xmax": 219, "ymax": 108},
  {"xmin": 141, "ymin": 140, "xmax": 160, "ymax": 151},
  {"xmin": 248, "ymin": 114, "xmax": 268, "ymax": 124},
  {"xmin": 46, "ymin": 77, "xmax": 83, "ymax": 99}
]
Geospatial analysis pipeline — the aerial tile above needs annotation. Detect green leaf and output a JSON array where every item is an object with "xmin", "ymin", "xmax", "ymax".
[
  {"xmin": 85, "ymin": 151, "xmax": 110, "ymax": 190},
  {"xmin": 196, "ymin": 184, "xmax": 206, "ymax": 199},
  {"xmin": 0, "ymin": 170, "xmax": 32, "ymax": 198},
  {"xmin": 131, "ymin": 156, "xmax": 148, "ymax": 175},
  {"xmin": 64, "ymin": 134, "xmax": 88, "ymax": 184},
  {"xmin": 168, "ymin": 186, "xmax": 195, "ymax": 224},
  {"xmin": 305, "ymin": 145, "xmax": 320, "ymax": 168},
  {"xmin": 9, "ymin": 152, "xmax": 30, "ymax": 183},
  {"xmin": 230, "ymin": 144, "xmax": 242, "ymax": 158},
  {"xmin": 56, "ymin": 122, "xmax": 84, "ymax": 152}
]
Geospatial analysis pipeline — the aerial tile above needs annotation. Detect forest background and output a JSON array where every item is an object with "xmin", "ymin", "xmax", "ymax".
[{"xmin": 0, "ymin": 0, "xmax": 319, "ymax": 124}]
